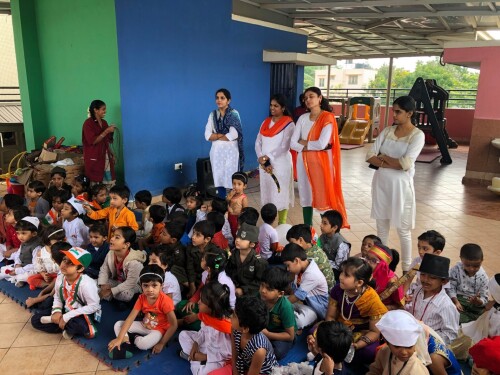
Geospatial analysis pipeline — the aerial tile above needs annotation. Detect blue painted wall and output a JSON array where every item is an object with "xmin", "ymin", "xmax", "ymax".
[{"xmin": 115, "ymin": 0, "xmax": 307, "ymax": 196}]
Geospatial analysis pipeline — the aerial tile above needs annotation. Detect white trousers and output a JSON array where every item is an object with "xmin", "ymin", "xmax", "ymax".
[
  {"xmin": 179, "ymin": 330, "xmax": 225, "ymax": 375},
  {"xmin": 376, "ymin": 188, "xmax": 413, "ymax": 271},
  {"xmin": 293, "ymin": 303, "xmax": 318, "ymax": 330},
  {"xmin": 114, "ymin": 320, "xmax": 162, "ymax": 350}
]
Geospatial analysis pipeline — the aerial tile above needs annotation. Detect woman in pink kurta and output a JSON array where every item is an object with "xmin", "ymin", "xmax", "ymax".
[{"xmin": 82, "ymin": 100, "xmax": 116, "ymax": 184}]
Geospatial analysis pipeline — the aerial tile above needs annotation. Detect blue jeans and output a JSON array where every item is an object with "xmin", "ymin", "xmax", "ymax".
[{"xmin": 272, "ymin": 338, "xmax": 295, "ymax": 360}]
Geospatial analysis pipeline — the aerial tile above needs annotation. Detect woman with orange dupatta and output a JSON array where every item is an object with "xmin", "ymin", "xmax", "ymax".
[
  {"xmin": 290, "ymin": 87, "xmax": 349, "ymax": 228},
  {"xmin": 255, "ymin": 94, "xmax": 295, "ymax": 224}
]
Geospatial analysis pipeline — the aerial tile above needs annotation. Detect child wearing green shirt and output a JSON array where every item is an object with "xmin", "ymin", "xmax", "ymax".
[{"xmin": 260, "ymin": 267, "xmax": 297, "ymax": 360}]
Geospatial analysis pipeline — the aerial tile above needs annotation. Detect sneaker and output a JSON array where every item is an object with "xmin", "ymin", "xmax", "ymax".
[
  {"xmin": 62, "ymin": 330, "xmax": 74, "ymax": 340},
  {"xmin": 40, "ymin": 316, "xmax": 52, "ymax": 324},
  {"xmin": 15, "ymin": 281, "xmax": 25, "ymax": 288},
  {"xmin": 179, "ymin": 350, "xmax": 190, "ymax": 361}
]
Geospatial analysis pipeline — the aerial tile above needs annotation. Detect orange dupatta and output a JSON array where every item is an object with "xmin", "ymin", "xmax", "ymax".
[
  {"xmin": 198, "ymin": 312, "xmax": 232, "ymax": 334},
  {"xmin": 259, "ymin": 116, "xmax": 293, "ymax": 137},
  {"xmin": 302, "ymin": 111, "xmax": 349, "ymax": 228}
]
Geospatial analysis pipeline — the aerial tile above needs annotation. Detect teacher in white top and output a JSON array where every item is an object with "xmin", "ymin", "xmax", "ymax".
[
  {"xmin": 204, "ymin": 88, "xmax": 244, "ymax": 199},
  {"xmin": 255, "ymin": 94, "xmax": 295, "ymax": 224},
  {"xmin": 366, "ymin": 96, "xmax": 425, "ymax": 272}
]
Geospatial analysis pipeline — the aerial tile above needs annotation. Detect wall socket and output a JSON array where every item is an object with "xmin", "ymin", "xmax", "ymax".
[{"xmin": 174, "ymin": 163, "xmax": 183, "ymax": 171}]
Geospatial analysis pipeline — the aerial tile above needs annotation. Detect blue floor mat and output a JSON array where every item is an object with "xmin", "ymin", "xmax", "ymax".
[
  {"xmin": 278, "ymin": 332, "xmax": 308, "ymax": 365},
  {"xmin": 0, "ymin": 279, "xmax": 39, "ymax": 307}
]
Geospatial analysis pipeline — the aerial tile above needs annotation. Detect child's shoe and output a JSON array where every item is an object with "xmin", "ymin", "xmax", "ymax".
[
  {"xmin": 179, "ymin": 350, "xmax": 190, "ymax": 361},
  {"xmin": 109, "ymin": 342, "xmax": 133, "ymax": 360},
  {"xmin": 62, "ymin": 330, "xmax": 74, "ymax": 340},
  {"xmin": 40, "ymin": 316, "xmax": 52, "ymax": 324},
  {"xmin": 15, "ymin": 281, "xmax": 25, "ymax": 288}
]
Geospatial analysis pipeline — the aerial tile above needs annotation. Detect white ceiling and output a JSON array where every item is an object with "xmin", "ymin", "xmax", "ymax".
[{"xmin": 235, "ymin": 0, "xmax": 500, "ymax": 59}]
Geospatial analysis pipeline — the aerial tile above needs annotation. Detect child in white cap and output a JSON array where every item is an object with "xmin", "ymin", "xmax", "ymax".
[
  {"xmin": 367, "ymin": 310, "xmax": 429, "ymax": 375},
  {"xmin": 0, "ymin": 216, "xmax": 43, "ymax": 286},
  {"xmin": 62, "ymin": 197, "xmax": 90, "ymax": 248}
]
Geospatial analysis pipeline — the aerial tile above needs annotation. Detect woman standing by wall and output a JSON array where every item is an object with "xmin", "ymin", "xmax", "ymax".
[
  {"xmin": 290, "ymin": 87, "xmax": 348, "ymax": 228},
  {"xmin": 255, "ymin": 94, "xmax": 295, "ymax": 224},
  {"xmin": 204, "ymin": 88, "xmax": 244, "ymax": 199},
  {"xmin": 82, "ymin": 100, "xmax": 116, "ymax": 186},
  {"xmin": 366, "ymin": 95, "xmax": 425, "ymax": 272}
]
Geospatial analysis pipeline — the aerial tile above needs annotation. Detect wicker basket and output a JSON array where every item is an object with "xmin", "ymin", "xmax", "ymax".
[{"xmin": 32, "ymin": 157, "xmax": 84, "ymax": 186}]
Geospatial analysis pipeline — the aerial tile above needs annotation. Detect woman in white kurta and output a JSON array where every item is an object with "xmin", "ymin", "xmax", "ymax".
[
  {"xmin": 366, "ymin": 96, "xmax": 425, "ymax": 272},
  {"xmin": 204, "ymin": 88, "xmax": 244, "ymax": 198},
  {"xmin": 255, "ymin": 94, "xmax": 295, "ymax": 224},
  {"xmin": 290, "ymin": 87, "xmax": 348, "ymax": 227}
]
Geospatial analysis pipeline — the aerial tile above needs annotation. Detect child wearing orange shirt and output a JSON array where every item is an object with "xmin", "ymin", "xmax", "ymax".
[
  {"xmin": 139, "ymin": 205, "xmax": 166, "ymax": 251},
  {"xmin": 108, "ymin": 264, "xmax": 177, "ymax": 359},
  {"xmin": 84, "ymin": 185, "xmax": 138, "ymax": 238}
]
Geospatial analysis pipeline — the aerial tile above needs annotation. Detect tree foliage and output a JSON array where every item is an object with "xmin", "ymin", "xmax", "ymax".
[
  {"xmin": 304, "ymin": 66, "xmax": 324, "ymax": 88},
  {"xmin": 368, "ymin": 58, "xmax": 479, "ymax": 91}
]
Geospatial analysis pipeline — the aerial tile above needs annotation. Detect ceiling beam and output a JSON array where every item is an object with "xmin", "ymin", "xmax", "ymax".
[
  {"xmin": 261, "ymin": 0, "xmax": 487, "ymax": 9},
  {"xmin": 437, "ymin": 16, "xmax": 451, "ymax": 30},
  {"xmin": 487, "ymin": 2, "xmax": 497, "ymax": 12},
  {"xmin": 308, "ymin": 35, "xmax": 364, "ymax": 57},
  {"xmin": 365, "ymin": 18, "xmax": 401, "ymax": 30},
  {"xmin": 307, "ymin": 21, "xmax": 389, "ymax": 55},
  {"xmin": 288, "ymin": 9, "xmax": 496, "ymax": 18}
]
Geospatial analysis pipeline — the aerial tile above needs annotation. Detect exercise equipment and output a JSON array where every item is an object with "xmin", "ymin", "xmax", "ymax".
[
  {"xmin": 339, "ymin": 96, "xmax": 380, "ymax": 145},
  {"xmin": 409, "ymin": 77, "xmax": 456, "ymax": 165}
]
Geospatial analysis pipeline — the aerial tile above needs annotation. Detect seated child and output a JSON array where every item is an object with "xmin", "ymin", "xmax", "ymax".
[
  {"xmin": 260, "ymin": 267, "xmax": 297, "ymax": 360},
  {"xmin": 179, "ymin": 281, "xmax": 232, "ymax": 374},
  {"xmin": 0, "ymin": 217, "xmax": 43, "ymax": 286},
  {"xmin": 319, "ymin": 210, "xmax": 351, "ymax": 281},
  {"xmin": 85, "ymin": 223, "xmax": 110, "ymax": 279},
  {"xmin": 236, "ymin": 207, "xmax": 261, "ymax": 254},
  {"xmin": 281, "ymin": 243, "xmax": 329, "ymax": 329},
  {"xmin": 162, "ymin": 186, "xmax": 184, "ymax": 222},
  {"xmin": 367, "ymin": 310, "xmax": 429, "ymax": 375},
  {"xmin": 42, "ymin": 166, "xmax": 73, "ymax": 205},
  {"xmin": 405, "ymin": 230, "xmax": 446, "ymax": 293},
  {"xmin": 62, "ymin": 197, "xmax": 89, "ymax": 248},
  {"xmin": 258, "ymin": 203, "xmax": 279, "ymax": 260},
  {"xmin": 365, "ymin": 244, "xmax": 405, "ymax": 310},
  {"xmin": 88, "ymin": 183, "xmax": 108, "ymax": 210},
  {"xmin": 26, "ymin": 180, "xmax": 50, "ymax": 219},
  {"xmin": 230, "ymin": 296, "xmax": 278, "ymax": 375},
  {"xmin": 159, "ymin": 222, "xmax": 189, "ymax": 290},
  {"xmin": 405, "ymin": 253, "xmax": 459, "ymax": 345},
  {"xmin": 109, "ymin": 264, "xmax": 177, "ymax": 358},
  {"xmin": 43, "ymin": 189, "xmax": 71, "ymax": 226},
  {"xmin": 71, "ymin": 175, "xmax": 91, "ymax": 202},
  {"xmin": 0, "ymin": 193, "xmax": 25, "ymax": 245},
  {"xmin": 353, "ymin": 234, "xmax": 382, "ymax": 258},
  {"xmin": 178, "ymin": 248, "xmax": 236, "ymax": 330},
  {"xmin": 185, "ymin": 193, "xmax": 203, "ymax": 235},
  {"xmin": 210, "ymin": 198, "xmax": 233, "ymax": 247},
  {"xmin": 84, "ymin": 185, "xmax": 139, "ymax": 239},
  {"xmin": 98, "ymin": 226, "xmax": 146, "ymax": 303},
  {"xmin": 26, "ymin": 225, "xmax": 64, "ymax": 290},
  {"xmin": 226, "ymin": 222, "xmax": 268, "ymax": 297},
  {"xmin": 1, "ymin": 205, "xmax": 30, "ymax": 262},
  {"xmin": 462, "ymin": 274, "xmax": 500, "ymax": 349},
  {"xmin": 26, "ymin": 241, "xmax": 69, "ymax": 309},
  {"xmin": 308, "ymin": 321, "xmax": 353, "ymax": 375},
  {"xmin": 31, "ymin": 247, "xmax": 101, "ymax": 340},
  {"xmin": 134, "ymin": 189, "xmax": 153, "ymax": 238},
  {"xmin": 287, "ymin": 224, "xmax": 335, "ymax": 290},
  {"xmin": 226, "ymin": 172, "xmax": 249, "ymax": 240},
  {"xmin": 448, "ymin": 243, "xmax": 489, "ymax": 324},
  {"xmin": 148, "ymin": 248, "xmax": 181, "ymax": 305},
  {"xmin": 139, "ymin": 205, "xmax": 166, "ymax": 251},
  {"xmin": 186, "ymin": 220, "xmax": 220, "ymax": 297},
  {"xmin": 207, "ymin": 211, "xmax": 229, "ymax": 252}
]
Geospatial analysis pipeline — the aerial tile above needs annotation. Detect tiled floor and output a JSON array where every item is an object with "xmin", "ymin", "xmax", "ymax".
[{"xmin": 0, "ymin": 144, "xmax": 499, "ymax": 374}]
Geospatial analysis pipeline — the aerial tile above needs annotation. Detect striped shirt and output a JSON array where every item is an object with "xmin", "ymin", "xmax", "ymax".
[
  {"xmin": 405, "ymin": 287, "xmax": 459, "ymax": 345},
  {"xmin": 234, "ymin": 330, "xmax": 278, "ymax": 375}
]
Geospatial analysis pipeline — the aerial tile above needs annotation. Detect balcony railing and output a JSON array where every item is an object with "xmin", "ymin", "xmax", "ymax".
[
  {"xmin": 0, "ymin": 86, "xmax": 21, "ymax": 104},
  {"xmin": 321, "ymin": 87, "xmax": 477, "ymax": 108}
]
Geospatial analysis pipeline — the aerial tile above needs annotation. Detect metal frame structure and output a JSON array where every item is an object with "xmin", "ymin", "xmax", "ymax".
[{"xmin": 235, "ymin": 0, "xmax": 500, "ymax": 59}]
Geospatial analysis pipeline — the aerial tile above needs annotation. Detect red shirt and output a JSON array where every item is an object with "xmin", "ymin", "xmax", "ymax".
[
  {"xmin": 133, "ymin": 292, "xmax": 174, "ymax": 334},
  {"xmin": 6, "ymin": 224, "xmax": 20, "ymax": 249}
]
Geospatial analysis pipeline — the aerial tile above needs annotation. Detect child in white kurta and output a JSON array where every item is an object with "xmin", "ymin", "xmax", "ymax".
[{"xmin": 179, "ymin": 282, "xmax": 232, "ymax": 375}]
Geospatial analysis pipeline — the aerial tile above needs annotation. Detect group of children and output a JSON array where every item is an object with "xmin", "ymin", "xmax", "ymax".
[{"xmin": 0, "ymin": 166, "xmax": 498, "ymax": 375}]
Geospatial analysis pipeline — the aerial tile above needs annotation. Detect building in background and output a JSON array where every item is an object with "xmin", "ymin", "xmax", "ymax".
[{"xmin": 315, "ymin": 60, "xmax": 376, "ymax": 90}]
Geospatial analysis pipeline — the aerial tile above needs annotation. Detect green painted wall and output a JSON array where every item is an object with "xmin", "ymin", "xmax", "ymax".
[{"xmin": 11, "ymin": 0, "xmax": 123, "ymax": 180}]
